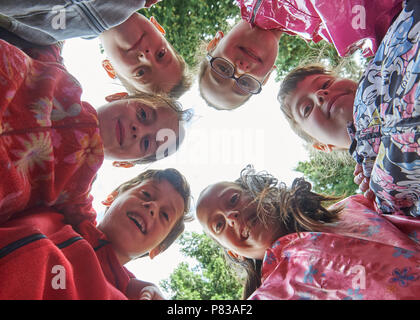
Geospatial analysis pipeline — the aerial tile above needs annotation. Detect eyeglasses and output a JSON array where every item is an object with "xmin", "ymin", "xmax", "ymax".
[{"xmin": 206, "ymin": 54, "xmax": 263, "ymax": 94}]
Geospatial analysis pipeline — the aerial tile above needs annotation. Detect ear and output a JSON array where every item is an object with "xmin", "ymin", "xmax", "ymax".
[
  {"xmin": 149, "ymin": 246, "xmax": 161, "ymax": 260},
  {"xmin": 101, "ymin": 190, "xmax": 119, "ymax": 207},
  {"xmin": 207, "ymin": 31, "xmax": 224, "ymax": 52},
  {"xmin": 102, "ymin": 59, "xmax": 117, "ymax": 79},
  {"xmin": 112, "ymin": 160, "xmax": 135, "ymax": 168},
  {"xmin": 105, "ymin": 92, "xmax": 129, "ymax": 103},
  {"xmin": 312, "ymin": 142, "xmax": 336, "ymax": 153},
  {"xmin": 262, "ymin": 65, "xmax": 277, "ymax": 86},
  {"xmin": 227, "ymin": 250, "xmax": 245, "ymax": 261},
  {"xmin": 150, "ymin": 16, "xmax": 166, "ymax": 35}
]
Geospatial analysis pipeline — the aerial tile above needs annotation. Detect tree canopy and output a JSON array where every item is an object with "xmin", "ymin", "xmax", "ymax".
[{"xmin": 160, "ymin": 232, "xmax": 243, "ymax": 300}]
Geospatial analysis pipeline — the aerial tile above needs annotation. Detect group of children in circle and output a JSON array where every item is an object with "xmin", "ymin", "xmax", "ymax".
[{"xmin": 0, "ymin": 0, "xmax": 419, "ymax": 299}]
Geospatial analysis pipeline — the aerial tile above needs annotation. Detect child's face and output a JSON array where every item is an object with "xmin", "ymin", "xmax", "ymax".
[
  {"xmin": 98, "ymin": 179, "xmax": 185, "ymax": 262},
  {"xmin": 200, "ymin": 21, "xmax": 281, "ymax": 109},
  {"xmin": 97, "ymin": 98, "xmax": 180, "ymax": 161},
  {"xmin": 284, "ymin": 74, "xmax": 358, "ymax": 149},
  {"xmin": 100, "ymin": 13, "xmax": 182, "ymax": 95},
  {"xmin": 196, "ymin": 182, "xmax": 282, "ymax": 260}
]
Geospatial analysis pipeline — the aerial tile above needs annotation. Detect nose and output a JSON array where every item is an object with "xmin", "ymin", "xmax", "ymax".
[
  {"xmin": 315, "ymin": 89, "xmax": 329, "ymax": 104},
  {"xmin": 234, "ymin": 59, "xmax": 250, "ymax": 75},
  {"xmin": 137, "ymin": 49, "xmax": 151, "ymax": 63},
  {"xmin": 225, "ymin": 210, "xmax": 240, "ymax": 227},
  {"xmin": 144, "ymin": 201, "xmax": 158, "ymax": 217},
  {"xmin": 131, "ymin": 123, "xmax": 140, "ymax": 140}
]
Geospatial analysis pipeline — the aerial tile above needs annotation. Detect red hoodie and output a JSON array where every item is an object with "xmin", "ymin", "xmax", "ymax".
[{"xmin": 0, "ymin": 207, "xmax": 132, "ymax": 299}]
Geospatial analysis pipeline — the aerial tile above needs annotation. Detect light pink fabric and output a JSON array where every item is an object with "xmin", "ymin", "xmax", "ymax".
[
  {"xmin": 249, "ymin": 195, "xmax": 420, "ymax": 300},
  {"xmin": 236, "ymin": 0, "xmax": 403, "ymax": 57}
]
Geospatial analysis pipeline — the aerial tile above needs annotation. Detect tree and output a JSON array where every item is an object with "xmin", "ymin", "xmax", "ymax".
[
  {"xmin": 295, "ymin": 147, "xmax": 359, "ymax": 198},
  {"xmin": 139, "ymin": 0, "xmax": 241, "ymax": 67},
  {"xmin": 160, "ymin": 232, "xmax": 243, "ymax": 300}
]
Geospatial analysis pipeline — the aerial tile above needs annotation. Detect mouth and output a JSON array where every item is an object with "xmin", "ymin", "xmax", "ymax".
[
  {"xmin": 326, "ymin": 93, "xmax": 345, "ymax": 118},
  {"xmin": 116, "ymin": 119, "xmax": 125, "ymax": 146},
  {"xmin": 128, "ymin": 33, "xmax": 145, "ymax": 51},
  {"xmin": 239, "ymin": 213, "xmax": 258, "ymax": 240},
  {"xmin": 239, "ymin": 47, "xmax": 262, "ymax": 63},
  {"xmin": 127, "ymin": 211, "xmax": 147, "ymax": 234}
]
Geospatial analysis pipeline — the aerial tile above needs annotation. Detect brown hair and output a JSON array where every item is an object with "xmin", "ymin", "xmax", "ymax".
[
  {"xmin": 120, "ymin": 92, "xmax": 193, "ymax": 165},
  {"xmin": 217, "ymin": 165, "xmax": 342, "ymax": 299},
  {"xmin": 277, "ymin": 63, "xmax": 334, "ymax": 144},
  {"xmin": 110, "ymin": 168, "xmax": 193, "ymax": 257}
]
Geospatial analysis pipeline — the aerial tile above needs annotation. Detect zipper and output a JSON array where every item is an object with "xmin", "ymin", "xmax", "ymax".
[
  {"xmin": 70, "ymin": 0, "xmax": 106, "ymax": 34},
  {"xmin": 250, "ymin": 0, "xmax": 264, "ymax": 25}
]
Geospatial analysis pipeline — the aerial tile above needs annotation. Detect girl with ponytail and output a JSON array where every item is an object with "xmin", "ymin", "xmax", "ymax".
[{"xmin": 196, "ymin": 165, "xmax": 420, "ymax": 300}]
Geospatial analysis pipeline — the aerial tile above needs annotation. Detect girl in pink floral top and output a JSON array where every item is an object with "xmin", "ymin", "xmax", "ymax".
[
  {"xmin": 0, "ymin": 39, "xmax": 190, "ymax": 226},
  {"xmin": 196, "ymin": 165, "xmax": 420, "ymax": 300}
]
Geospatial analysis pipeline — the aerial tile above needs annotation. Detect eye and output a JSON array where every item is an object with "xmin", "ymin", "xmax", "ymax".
[
  {"xmin": 162, "ymin": 212, "xmax": 169, "ymax": 222},
  {"xmin": 303, "ymin": 104, "xmax": 313, "ymax": 117},
  {"xmin": 142, "ymin": 138, "xmax": 150, "ymax": 151},
  {"xmin": 157, "ymin": 49, "xmax": 166, "ymax": 59},
  {"xmin": 141, "ymin": 190, "xmax": 151, "ymax": 199},
  {"xmin": 137, "ymin": 108, "xmax": 147, "ymax": 121},
  {"xmin": 322, "ymin": 79, "xmax": 332, "ymax": 89},
  {"xmin": 214, "ymin": 219, "xmax": 225, "ymax": 233},
  {"xmin": 229, "ymin": 193, "xmax": 239, "ymax": 206},
  {"xmin": 135, "ymin": 68, "xmax": 145, "ymax": 78}
]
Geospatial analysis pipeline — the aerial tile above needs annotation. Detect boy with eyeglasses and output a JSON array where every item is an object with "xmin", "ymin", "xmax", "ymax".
[{"xmin": 198, "ymin": 23, "xmax": 282, "ymax": 110}]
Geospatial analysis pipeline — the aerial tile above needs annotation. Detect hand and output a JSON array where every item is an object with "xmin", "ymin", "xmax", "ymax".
[
  {"xmin": 139, "ymin": 285, "xmax": 166, "ymax": 300},
  {"xmin": 353, "ymin": 164, "xmax": 374, "ymax": 200},
  {"xmin": 145, "ymin": 0, "xmax": 162, "ymax": 8}
]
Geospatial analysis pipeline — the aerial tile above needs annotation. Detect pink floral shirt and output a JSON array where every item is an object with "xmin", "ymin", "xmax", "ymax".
[
  {"xmin": 249, "ymin": 195, "xmax": 420, "ymax": 300},
  {"xmin": 0, "ymin": 40, "xmax": 103, "ymax": 226}
]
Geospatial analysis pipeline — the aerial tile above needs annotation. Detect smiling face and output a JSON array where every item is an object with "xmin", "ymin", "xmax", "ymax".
[
  {"xmin": 97, "ymin": 98, "xmax": 180, "ymax": 161},
  {"xmin": 98, "ymin": 179, "xmax": 185, "ymax": 264},
  {"xmin": 100, "ymin": 13, "xmax": 182, "ymax": 95},
  {"xmin": 284, "ymin": 74, "xmax": 358, "ymax": 149},
  {"xmin": 196, "ymin": 182, "xmax": 282, "ymax": 260},
  {"xmin": 200, "ymin": 21, "xmax": 282, "ymax": 109}
]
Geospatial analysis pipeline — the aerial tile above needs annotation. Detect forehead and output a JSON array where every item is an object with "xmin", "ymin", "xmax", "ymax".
[{"xmin": 197, "ymin": 182, "xmax": 239, "ymax": 216}]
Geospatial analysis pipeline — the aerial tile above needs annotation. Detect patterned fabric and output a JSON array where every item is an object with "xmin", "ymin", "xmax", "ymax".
[
  {"xmin": 248, "ymin": 195, "xmax": 420, "ymax": 300},
  {"xmin": 0, "ymin": 39, "xmax": 103, "ymax": 226},
  {"xmin": 349, "ymin": 0, "xmax": 420, "ymax": 216},
  {"xmin": 236, "ymin": 0, "xmax": 402, "ymax": 57}
]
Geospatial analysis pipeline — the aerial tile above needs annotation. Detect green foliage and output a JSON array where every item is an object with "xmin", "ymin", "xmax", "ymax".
[
  {"xmin": 295, "ymin": 148, "xmax": 359, "ymax": 197},
  {"xmin": 160, "ymin": 232, "xmax": 243, "ymax": 300},
  {"xmin": 274, "ymin": 34, "xmax": 367, "ymax": 80},
  {"xmin": 140, "ymin": 0, "xmax": 240, "ymax": 67}
]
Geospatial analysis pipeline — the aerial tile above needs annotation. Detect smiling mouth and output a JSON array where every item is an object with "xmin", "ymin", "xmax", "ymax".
[
  {"xmin": 127, "ymin": 212, "xmax": 147, "ymax": 234},
  {"xmin": 326, "ymin": 94, "xmax": 345, "ymax": 118}
]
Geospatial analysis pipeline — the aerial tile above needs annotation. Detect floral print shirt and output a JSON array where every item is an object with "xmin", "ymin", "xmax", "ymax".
[
  {"xmin": 348, "ymin": 0, "xmax": 420, "ymax": 216},
  {"xmin": 0, "ymin": 39, "xmax": 103, "ymax": 226},
  {"xmin": 249, "ymin": 195, "xmax": 420, "ymax": 300}
]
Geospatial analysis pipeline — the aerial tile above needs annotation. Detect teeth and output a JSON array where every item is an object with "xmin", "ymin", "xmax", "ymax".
[
  {"xmin": 127, "ymin": 212, "xmax": 146, "ymax": 234},
  {"xmin": 241, "ymin": 227, "xmax": 249, "ymax": 239}
]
